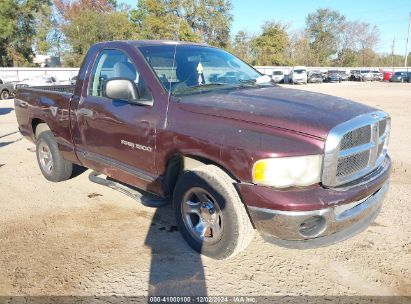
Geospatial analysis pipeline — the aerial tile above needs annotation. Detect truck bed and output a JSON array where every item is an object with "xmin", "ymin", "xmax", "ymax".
[{"xmin": 14, "ymin": 86, "xmax": 75, "ymax": 162}]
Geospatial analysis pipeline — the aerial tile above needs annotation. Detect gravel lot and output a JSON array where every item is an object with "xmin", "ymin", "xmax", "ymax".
[{"xmin": 0, "ymin": 82, "xmax": 410, "ymax": 297}]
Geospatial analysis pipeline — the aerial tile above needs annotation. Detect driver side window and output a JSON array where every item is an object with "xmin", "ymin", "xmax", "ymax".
[{"xmin": 88, "ymin": 49, "xmax": 151, "ymax": 100}]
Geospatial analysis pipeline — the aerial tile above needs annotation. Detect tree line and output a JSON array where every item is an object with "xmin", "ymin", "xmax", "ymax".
[
  {"xmin": 231, "ymin": 9, "xmax": 409, "ymax": 67},
  {"xmin": 0, "ymin": 0, "xmax": 409, "ymax": 67}
]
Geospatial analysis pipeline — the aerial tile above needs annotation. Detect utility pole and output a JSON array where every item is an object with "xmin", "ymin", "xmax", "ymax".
[
  {"xmin": 405, "ymin": 12, "xmax": 411, "ymax": 67},
  {"xmin": 391, "ymin": 37, "xmax": 395, "ymax": 68}
]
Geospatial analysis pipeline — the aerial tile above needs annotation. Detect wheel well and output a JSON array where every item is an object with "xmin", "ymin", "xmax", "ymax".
[
  {"xmin": 31, "ymin": 119, "xmax": 49, "ymax": 138},
  {"xmin": 162, "ymin": 154, "xmax": 237, "ymax": 198}
]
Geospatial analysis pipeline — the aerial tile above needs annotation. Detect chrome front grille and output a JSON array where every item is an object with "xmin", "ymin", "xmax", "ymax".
[
  {"xmin": 336, "ymin": 150, "xmax": 370, "ymax": 178},
  {"xmin": 322, "ymin": 111, "xmax": 390, "ymax": 187},
  {"xmin": 340, "ymin": 125, "xmax": 372, "ymax": 150}
]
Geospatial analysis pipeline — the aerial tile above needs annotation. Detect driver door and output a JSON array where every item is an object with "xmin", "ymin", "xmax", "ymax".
[{"xmin": 76, "ymin": 48, "xmax": 157, "ymax": 189}]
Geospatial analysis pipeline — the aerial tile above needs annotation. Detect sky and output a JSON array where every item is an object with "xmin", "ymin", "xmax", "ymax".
[{"xmin": 121, "ymin": 0, "xmax": 411, "ymax": 55}]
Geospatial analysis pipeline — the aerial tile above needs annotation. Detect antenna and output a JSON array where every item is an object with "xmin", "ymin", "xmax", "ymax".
[
  {"xmin": 164, "ymin": 43, "xmax": 178, "ymax": 129},
  {"xmin": 165, "ymin": 11, "xmax": 182, "ymax": 128},
  {"xmin": 391, "ymin": 37, "xmax": 396, "ymax": 68}
]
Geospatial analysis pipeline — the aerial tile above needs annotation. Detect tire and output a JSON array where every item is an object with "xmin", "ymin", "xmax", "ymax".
[
  {"xmin": 1, "ymin": 90, "xmax": 10, "ymax": 100},
  {"xmin": 36, "ymin": 130, "xmax": 73, "ymax": 182},
  {"xmin": 173, "ymin": 165, "xmax": 254, "ymax": 259}
]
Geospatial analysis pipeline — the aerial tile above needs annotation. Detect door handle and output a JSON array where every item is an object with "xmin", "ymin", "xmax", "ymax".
[{"xmin": 77, "ymin": 108, "xmax": 94, "ymax": 118}]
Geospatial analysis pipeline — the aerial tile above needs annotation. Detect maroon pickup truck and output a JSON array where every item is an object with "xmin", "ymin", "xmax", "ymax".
[{"xmin": 14, "ymin": 40, "xmax": 391, "ymax": 259}]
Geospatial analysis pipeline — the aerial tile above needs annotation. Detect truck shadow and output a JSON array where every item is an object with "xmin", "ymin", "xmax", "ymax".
[
  {"xmin": 0, "ymin": 137, "xmax": 22, "ymax": 148},
  {"xmin": 88, "ymin": 172, "xmax": 208, "ymax": 296},
  {"xmin": 0, "ymin": 107, "xmax": 14, "ymax": 115},
  {"xmin": 71, "ymin": 164, "xmax": 88, "ymax": 178},
  {"xmin": 146, "ymin": 205, "xmax": 207, "ymax": 296}
]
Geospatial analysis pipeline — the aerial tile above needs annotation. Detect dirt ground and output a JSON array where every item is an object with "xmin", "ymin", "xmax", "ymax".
[{"xmin": 0, "ymin": 82, "xmax": 410, "ymax": 297}]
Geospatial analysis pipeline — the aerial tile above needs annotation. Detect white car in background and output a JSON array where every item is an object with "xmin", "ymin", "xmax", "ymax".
[
  {"xmin": 271, "ymin": 70, "xmax": 285, "ymax": 83},
  {"xmin": 359, "ymin": 70, "xmax": 374, "ymax": 82},
  {"xmin": 372, "ymin": 70, "xmax": 383, "ymax": 81},
  {"xmin": 16, "ymin": 75, "xmax": 60, "ymax": 87},
  {"xmin": 290, "ymin": 66, "xmax": 307, "ymax": 84}
]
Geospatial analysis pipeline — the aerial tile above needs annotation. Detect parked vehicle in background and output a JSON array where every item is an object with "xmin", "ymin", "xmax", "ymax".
[
  {"xmin": 324, "ymin": 71, "xmax": 342, "ymax": 83},
  {"xmin": 338, "ymin": 71, "xmax": 349, "ymax": 81},
  {"xmin": 289, "ymin": 66, "xmax": 307, "ymax": 84},
  {"xmin": 0, "ymin": 81, "xmax": 16, "ymax": 100},
  {"xmin": 59, "ymin": 79, "xmax": 73, "ymax": 85},
  {"xmin": 14, "ymin": 40, "xmax": 392, "ymax": 259},
  {"xmin": 16, "ymin": 75, "xmax": 60, "ymax": 88},
  {"xmin": 307, "ymin": 71, "xmax": 323, "ymax": 83},
  {"xmin": 71, "ymin": 76, "xmax": 78, "ymax": 85},
  {"xmin": 389, "ymin": 71, "xmax": 409, "ymax": 83},
  {"xmin": 383, "ymin": 71, "xmax": 393, "ymax": 81},
  {"xmin": 349, "ymin": 70, "xmax": 361, "ymax": 81},
  {"xmin": 359, "ymin": 70, "xmax": 374, "ymax": 82},
  {"xmin": 271, "ymin": 70, "xmax": 285, "ymax": 83},
  {"xmin": 372, "ymin": 70, "xmax": 383, "ymax": 81}
]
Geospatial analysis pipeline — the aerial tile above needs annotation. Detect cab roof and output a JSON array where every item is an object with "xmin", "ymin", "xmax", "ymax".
[{"xmin": 95, "ymin": 40, "xmax": 209, "ymax": 48}]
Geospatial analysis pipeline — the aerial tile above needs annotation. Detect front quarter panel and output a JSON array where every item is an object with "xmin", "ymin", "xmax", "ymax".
[{"xmin": 220, "ymin": 122, "xmax": 324, "ymax": 183}]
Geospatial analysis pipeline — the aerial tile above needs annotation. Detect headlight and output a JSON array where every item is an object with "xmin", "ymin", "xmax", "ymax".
[{"xmin": 252, "ymin": 155, "xmax": 323, "ymax": 188}]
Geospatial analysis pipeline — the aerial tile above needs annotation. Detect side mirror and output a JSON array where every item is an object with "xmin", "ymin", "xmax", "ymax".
[
  {"xmin": 105, "ymin": 78, "xmax": 153, "ymax": 106},
  {"xmin": 105, "ymin": 78, "xmax": 139, "ymax": 102}
]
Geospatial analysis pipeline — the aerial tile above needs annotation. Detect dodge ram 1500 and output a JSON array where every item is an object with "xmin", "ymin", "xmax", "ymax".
[{"xmin": 14, "ymin": 40, "xmax": 391, "ymax": 259}]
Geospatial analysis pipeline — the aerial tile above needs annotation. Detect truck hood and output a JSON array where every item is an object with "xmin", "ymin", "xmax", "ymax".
[{"xmin": 178, "ymin": 86, "xmax": 376, "ymax": 139}]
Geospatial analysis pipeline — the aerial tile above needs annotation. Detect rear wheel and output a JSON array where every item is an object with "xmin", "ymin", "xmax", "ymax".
[
  {"xmin": 36, "ymin": 130, "xmax": 73, "ymax": 182},
  {"xmin": 1, "ymin": 90, "xmax": 9, "ymax": 100},
  {"xmin": 173, "ymin": 165, "xmax": 254, "ymax": 259}
]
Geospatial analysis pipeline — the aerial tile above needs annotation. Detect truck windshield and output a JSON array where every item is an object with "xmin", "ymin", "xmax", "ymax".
[{"xmin": 138, "ymin": 44, "xmax": 269, "ymax": 95}]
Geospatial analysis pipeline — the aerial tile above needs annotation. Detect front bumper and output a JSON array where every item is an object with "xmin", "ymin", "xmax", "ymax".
[
  {"xmin": 239, "ymin": 156, "xmax": 391, "ymax": 249},
  {"xmin": 247, "ymin": 180, "xmax": 389, "ymax": 249}
]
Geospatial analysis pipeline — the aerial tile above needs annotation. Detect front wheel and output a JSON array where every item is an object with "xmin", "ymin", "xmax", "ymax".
[
  {"xmin": 173, "ymin": 165, "xmax": 254, "ymax": 259},
  {"xmin": 1, "ymin": 90, "xmax": 10, "ymax": 100},
  {"xmin": 36, "ymin": 130, "xmax": 73, "ymax": 182}
]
